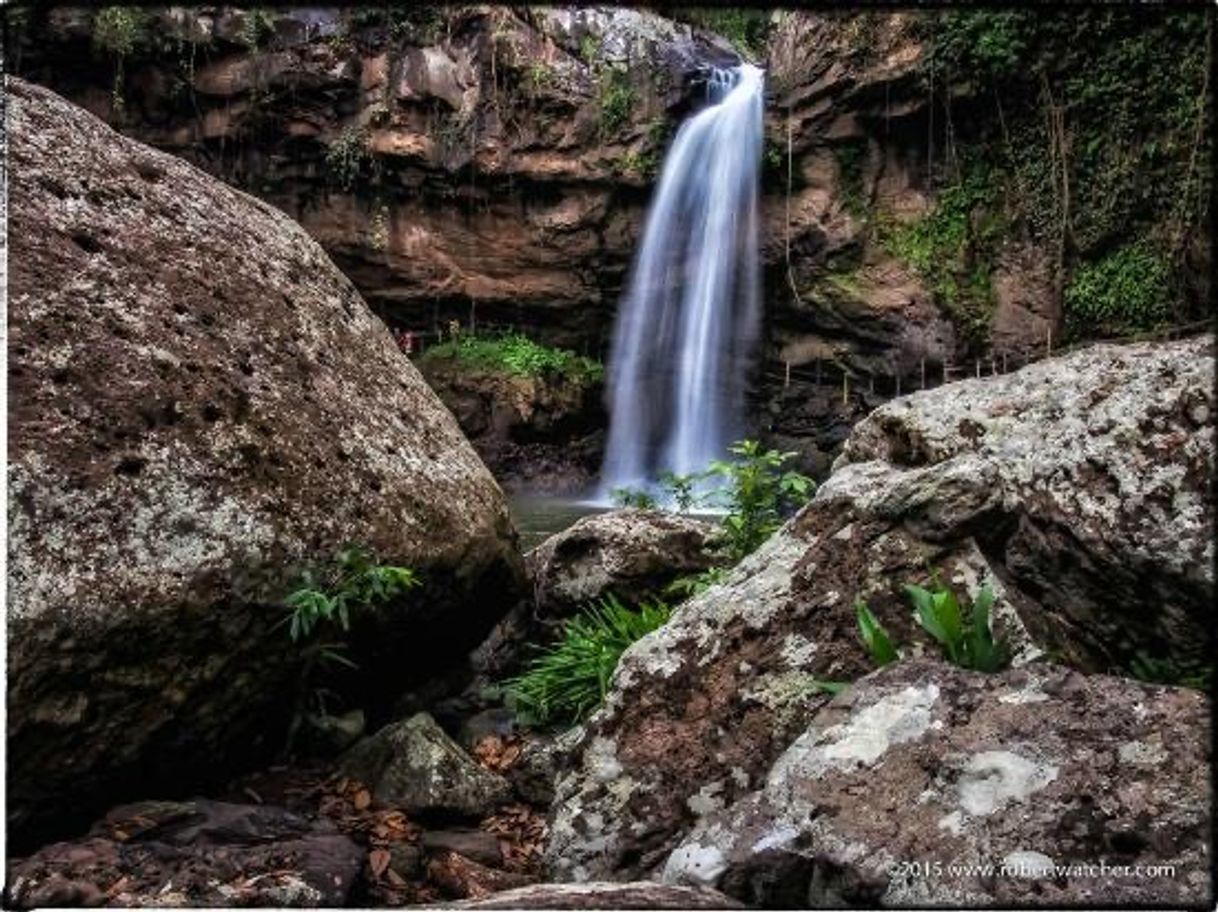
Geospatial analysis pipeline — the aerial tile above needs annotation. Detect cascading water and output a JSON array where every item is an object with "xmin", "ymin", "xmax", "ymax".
[{"xmin": 599, "ymin": 64, "xmax": 764, "ymax": 497}]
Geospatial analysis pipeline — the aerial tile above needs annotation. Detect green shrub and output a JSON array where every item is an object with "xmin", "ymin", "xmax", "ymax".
[
  {"xmin": 853, "ymin": 576, "xmax": 1008, "ymax": 673},
  {"xmin": 325, "ymin": 125, "xmax": 370, "ymax": 191},
  {"xmin": 598, "ymin": 66, "xmax": 635, "ymax": 135},
  {"xmin": 672, "ymin": 7, "xmax": 771, "ymax": 59},
  {"xmin": 282, "ymin": 546, "xmax": 419, "ymax": 754},
  {"xmin": 284, "ymin": 545, "xmax": 419, "ymax": 646},
  {"xmin": 578, "ymin": 33, "xmax": 600, "ymax": 64},
  {"xmin": 881, "ymin": 165, "xmax": 1001, "ymax": 341},
  {"xmin": 422, "ymin": 332, "xmax": 604, "ymax": 383},
  {"xmin": 658, "ymin": 471, "xmax": 700, "ymax": 512},
  {"xmin": 610, "ymin": 486, "xmax": 658, "ymax": 510},
  {"xmin": 239, "ymin": 8, "xmax": 276, "ymax": 49},
  {"xmin": 905, "ymin": 576, "xmax": 1009, "ymax": 672},
  {"xmin": 93, "ymin": 6, "xmax": 146, "ymax": 57},
  {"xmin": 505, "ymin": 595, "xmax": 671, "ymax": 727},
  {"xmin": 705, "ymin": 440, "xmax": 815, "ymax": 562},
  {"xmin": 1064, "ymin": 242, "xmax": 1172, "ymax": 337}
]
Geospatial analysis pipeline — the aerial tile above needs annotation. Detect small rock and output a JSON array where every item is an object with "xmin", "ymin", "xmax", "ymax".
[
  {"xmin": 389, "ymin": 843, "xmax": 425, "ymax": 881},
  {"xmin": 304, "ymin": 709, "xmax": 366, "ymax": 755},
  {"xmin": 426, "ymin": 851, "xmax": 534, "ymax": 900},
  {"xmin": 527, "ymin": 508, "xmax": 721, "ymax": 623},
  {"xmin": 340, "ymin": 713, "xmax": 511, "ymax": 817},
  {"xmin": 7, "ymin": 800, "xmax": 364, "ymax": 907},
  {"xmin": 422, "ymin": 830, "xmax": 504, "ymax": 868}
]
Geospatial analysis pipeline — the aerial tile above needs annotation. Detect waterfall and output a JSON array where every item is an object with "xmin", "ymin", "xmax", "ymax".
[{"xmin": 599, "ymin": 64, "xmax": 764, "ymax": 497}]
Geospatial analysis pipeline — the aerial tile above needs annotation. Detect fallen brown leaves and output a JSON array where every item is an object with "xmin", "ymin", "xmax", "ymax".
[
  {"xmin": 472, "ymin": 734, "xmax": 523, "ymax": 772},
  {"xmin": 480, "ymin": 803, "xmax": 548, "ymax": 874}
]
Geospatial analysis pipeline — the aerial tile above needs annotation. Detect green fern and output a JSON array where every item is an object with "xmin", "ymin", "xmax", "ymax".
[{"xmin": 505, "ymin": 595, "xmax": 670, "ymax": 727}]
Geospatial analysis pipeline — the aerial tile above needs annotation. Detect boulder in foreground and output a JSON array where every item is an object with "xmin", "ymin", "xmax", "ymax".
[
  {"xmin": 665, "ymin": 659, "xmax": 1210, "ymax": 908},
  {"xmin": 6, "ymin": 78, "xmax": 524, "ymax": 849}
]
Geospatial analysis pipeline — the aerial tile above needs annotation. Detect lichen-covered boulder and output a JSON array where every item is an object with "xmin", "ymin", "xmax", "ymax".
[
  {"xmin": 527, "ymin": 508, "xmax": 721, "ymax": 621},
  {"xmin": 834, "ymin": 335, "xmax": 1214, "ymax": 671},
  {"xmin": 6, "ymin": 79, "xmax": 524, "ymax": 848},
  {"xmin": 6, "ymin": 799, "xmax": 366, "ymax": 907},
  {"xmin": 339, "ymin": 713, "xmax": 511, "ymax": 817},
  {"xmin": 662, "ymin": 659, "xmax": 1211, "ymax": 908},
  {"xmin": 546, "ymin": 336, "xmax": 1212, "ymax": 883}
]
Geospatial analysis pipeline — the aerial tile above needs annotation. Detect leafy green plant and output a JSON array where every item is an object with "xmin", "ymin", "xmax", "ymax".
[
  {"xmin": 904, "ymin": 576, "xmax": 1009, "ymax": 672},
  {"xmin": 325, "ymin": 125, "xmax": 370, "ymax": 190},
  {"xmin": 705, "ymin": 440, "xmax": 815, "ymax": 562},
  {"xmin": 658, "ymin": 471, "xmax": 700, "ymax": 512},
  {"xmin": 598, "ymin": 66, "xmax": 635, "ymax": 135},
  {"xmin": 284, "ymin": 546, "xmax": 419, "ymax": 645},
  {"xmin": 93, "ymin": 6, "xmax": 146, "ymax": 57},
  {"xmin": 92, "ymin": 6, "xmax": 148, "ymax": 112},
  {"xmin": 610, "ymin": 486, "xmax": 658, "ymax": 510},
  {"xmin": 281, "ymin": 546, "xmax": 419, "ymax": 754},
  {"xmin": 855, "ymin": 599, "xmax": 898, "ymax": 667},
  {"xmin": 1128, "ymin": 652, "xmax": 1213, "ymax": 691},
  {"xmin": 1064, "ymin": 242, "xmax": 1171, "ymax": 337},
  {"xmin": 578, "ymin": 33, "xmax": 600, "ymax": 64},
  {"xmin": 239, "ymin": 8, "xmax": 276, "ymax": 49},
  {"xmin": 665, "ymin": 566, "xmax": 728, "ymax": 600},
  {"xmin": 880, "ymin": 165, "xmax": 1001, "ymax": 342},
  {"xmin": 671, "ymin": 7, "xmax": 771, "ymax": 59},
  {"xmin": 420, "ymin": 332, "xmax": 603, "ymax": 383},
  {"xmin": 505, "ymin": 595, "xmax": 671, "ymax": 727}
]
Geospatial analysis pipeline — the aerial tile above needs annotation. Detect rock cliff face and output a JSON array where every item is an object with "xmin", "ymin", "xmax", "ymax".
[
  {"xmin": 6, "ymin": 78, "xmax": 524, "ymax": 849},
  {"xmin": 12, "ymin": 5, "xmax": 736, "ymax": 352},
  {"xmin": 11, "ymin": 6, "xmax": 1210, "ymax": 474},
  {"xmin": 545, "ymin": 335, "xmax": 1213, "ymax": 894}
]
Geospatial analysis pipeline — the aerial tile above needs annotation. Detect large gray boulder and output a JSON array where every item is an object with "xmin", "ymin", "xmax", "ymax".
[
  {"xmin": 545, "ymin": 336, "xmax": 1213, "ymax": 886},
  {"xmin": 662, "ymin": 660, "xmax": 1210, "ymax": 908},
  {"xmin": 833, "ymin": 335, "xmax": 1213, "ymax": 672},
  {"xmin": 6, "ymin": 79, "xmax": 524, "ymax": 848}
]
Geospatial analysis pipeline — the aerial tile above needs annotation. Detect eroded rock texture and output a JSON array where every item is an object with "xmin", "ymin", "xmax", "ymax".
[
  {"xmin": 545, "ymin": 336, "xmax": 1213, "ymax": 892},
  {"xmin": 6, "ymin": 78, "xmax": 523, "ymax": 848},
  {"xmin": 14, "ymin": 6, "xmax": 736, "ymax": 350},
  {"xmin": 665, "ymin": 660, "xmax": 1211, "ymax": 908}
]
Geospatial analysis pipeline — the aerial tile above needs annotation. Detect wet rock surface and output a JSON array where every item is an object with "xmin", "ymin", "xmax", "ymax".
[
  {"xmin": 662, "ymin": 659, "xmax": 1211, "ymax": 908},
  {"xmin": 546, "ymin": 336, "xmax": 1213, "ymax": 886},
  {"xmin": 6, "ymin": 78, "xmax": 524, "ymax": 849}
]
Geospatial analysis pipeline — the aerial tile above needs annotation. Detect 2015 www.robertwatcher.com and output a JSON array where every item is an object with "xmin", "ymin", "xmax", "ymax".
[{"xmin": 887, "ymin": 859, "xmax": 1177, "ymax": 880}]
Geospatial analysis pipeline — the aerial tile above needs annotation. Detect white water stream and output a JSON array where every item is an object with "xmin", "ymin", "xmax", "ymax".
[{"xmin": 600, "ymin": 64, "xmax": 765, "ymax": 496}]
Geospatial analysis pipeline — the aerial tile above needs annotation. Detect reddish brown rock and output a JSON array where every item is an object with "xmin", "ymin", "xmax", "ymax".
[
  {"xmin": 6, "ymin": 78, "xmax": 523, "ymax": 849},
  {"xmin": 6, "ymin": 800, "xmax": 366, "ymax": 908}
]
